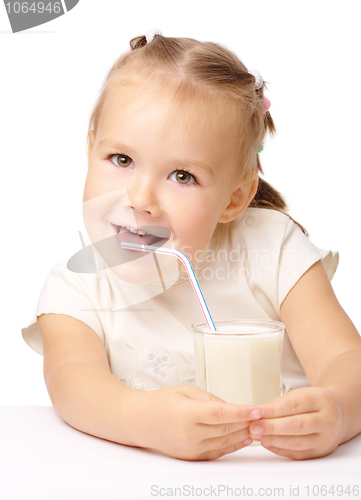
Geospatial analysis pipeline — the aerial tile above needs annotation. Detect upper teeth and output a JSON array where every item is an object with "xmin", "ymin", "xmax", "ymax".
[{"xmin": 118, "ymin": 225, "xmax": 150, "ymax": 236}]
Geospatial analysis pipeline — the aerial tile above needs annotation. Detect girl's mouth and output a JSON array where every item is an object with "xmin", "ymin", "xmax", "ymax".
[{"xmin": 111, "ymin": 224, "xmax": 170, "ymax": 247}]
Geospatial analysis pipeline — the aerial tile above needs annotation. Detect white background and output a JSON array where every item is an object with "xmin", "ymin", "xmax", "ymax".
[{"xmin": 1, "ymin": 0, "xmax": 360, "ymax": 405}]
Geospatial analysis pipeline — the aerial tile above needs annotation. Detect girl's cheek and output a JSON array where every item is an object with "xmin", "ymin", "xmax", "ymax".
[{"xmin": 84, "ymin": 171, "xmax": 112, "ymax": 200}]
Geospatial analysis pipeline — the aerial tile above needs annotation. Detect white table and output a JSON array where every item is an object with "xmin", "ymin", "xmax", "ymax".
[{"xmin": 0, "ymin": 406, "xmax": 360, "ymax": 500}]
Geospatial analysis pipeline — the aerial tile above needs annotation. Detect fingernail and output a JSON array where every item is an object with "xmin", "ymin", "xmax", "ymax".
[
  {"xmin": 250, "ymin": 409, "xmax": 265, "ymax": 419},
  {"xmin": 262, "ymin": 443, "xmax": 271, "ymax": 449},
  {"xmin": 242, "ymin": 439, "xmax": 252, "ymax": 446}
]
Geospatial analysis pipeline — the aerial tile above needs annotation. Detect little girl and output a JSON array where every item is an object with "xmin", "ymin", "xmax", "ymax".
[{"xmin": 22, "ymin": 30, "xmax": 361, "ymax": 461}]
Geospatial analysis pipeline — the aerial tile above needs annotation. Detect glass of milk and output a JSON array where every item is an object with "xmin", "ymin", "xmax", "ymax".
[{"xmin": 192, "ymin": 319, "xmax": 284, "ymax": 406}]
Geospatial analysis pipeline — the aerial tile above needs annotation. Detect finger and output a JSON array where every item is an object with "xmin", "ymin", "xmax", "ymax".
[
  {"xmin": 198, "ymin": 439, "xmax": 252, "ymax": 461},
  {"xmin": 194, "ymin": 439, "xmax": 251, "ymax": 461},
  {"xmin": 181, "ymin": 385, "xmax": 259, "ymax": 410},
  {"xmin": 194, "ymin": 400, "xmax": 258, "ymax": 425},
  {"xmin": 198, "ymin": 428, "xmax": 253, "ymax": 459},
  {"xmin": 176, "ymin": 385, "xmax": 225, "ymax": 402},
  {"xmin": 250, "ymin": 412, "xmax": 322, "ymax": 438},
  {"xmin": 176, "ymin": 385, "xmax": 258, "ymax": 424},
  {"xmin": 199, "ymin": 419, "xmax": 251, "ymax": 439},
  {"xmin": 260, "ymin": 443, "xmax": 318, "ymax": 460},
  {"xmin": 256, "ymin": 389, "xmax": 321, "ymax": 419},
  {"xmin": 260, "ymin": 433, "xmax": 319, "ymax": 454}
]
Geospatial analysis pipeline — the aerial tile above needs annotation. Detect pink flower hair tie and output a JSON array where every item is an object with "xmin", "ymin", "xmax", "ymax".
[
  {"xmin": 263, "ymin": 96, "xmax": 271, "ymax": 114},
  {"xmin": 249, "ymin": 70, "xmax": 271, "ymax": 114}
]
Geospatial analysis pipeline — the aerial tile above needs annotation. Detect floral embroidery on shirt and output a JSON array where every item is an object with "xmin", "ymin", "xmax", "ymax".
[
  {"xmin": 129, "ymin": 377, "xmax": 149, "ymax": 391},
  {"xmin": 123, "ymin": 340, "xmax": 179, "ymax": 387},
  {"xmin": 122, "ymin": 340, "xmax": 196, "ymax": 389},
  {"xmin": 180, "ymin": 351, "xmax": 195, "ymax": 384}
]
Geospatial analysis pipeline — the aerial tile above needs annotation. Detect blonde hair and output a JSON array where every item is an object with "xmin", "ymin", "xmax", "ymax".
[{"xmin": 87, "ymin": 34, "xmax": 308, "ymax": 235}]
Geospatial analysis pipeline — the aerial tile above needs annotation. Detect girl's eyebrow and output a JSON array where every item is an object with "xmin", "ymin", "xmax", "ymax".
[
  {"xmin": 171, "ymin": 159, "xmax": 214, "ymax": 177},
  {"xmin": 98, "ymin": 138, "xmax": 136, "ymax": 155},
  {"xmin": 97, "ymin": 138, "xmax": 214, "ymax": 177}
]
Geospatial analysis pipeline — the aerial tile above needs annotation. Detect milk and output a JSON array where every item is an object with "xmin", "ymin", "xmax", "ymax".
[{"xmin": 193, "ymin": 323, "xmax": 284, "ymax": 406}]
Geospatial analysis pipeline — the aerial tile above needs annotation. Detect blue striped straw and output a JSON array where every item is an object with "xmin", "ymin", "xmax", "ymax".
[{"xmin": 120, "ymin": 241, "xmax": 216, "ymax": 331}]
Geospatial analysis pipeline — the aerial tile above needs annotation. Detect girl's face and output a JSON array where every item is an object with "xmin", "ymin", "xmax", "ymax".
[{"xmin": 83, "ymin": 86, "xmax": 256, "ymax": 284}]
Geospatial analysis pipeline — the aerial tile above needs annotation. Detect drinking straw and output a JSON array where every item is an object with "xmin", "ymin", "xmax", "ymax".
[{"xmin": 120, "ymin": 241, "xmax": 216, "ymax": 332}]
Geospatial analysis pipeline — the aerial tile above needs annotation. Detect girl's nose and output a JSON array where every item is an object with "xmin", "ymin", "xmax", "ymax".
[{"xmin": 127, "ymin": 177, "xmax": 162, "ymax": 217}]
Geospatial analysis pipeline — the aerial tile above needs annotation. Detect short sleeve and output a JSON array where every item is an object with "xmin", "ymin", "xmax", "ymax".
[
  {"xmin": 21, "ymin": 259, "xmax": 105, "ymax": 356},
  {"xmin": 278, "ymin": 221, "xmax": 339, "ymax": 308}
]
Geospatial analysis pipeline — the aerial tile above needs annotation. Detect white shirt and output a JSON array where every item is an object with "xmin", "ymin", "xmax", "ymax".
[{"xmin": 22, "ymin": 208, "xmax": 339, "ymax": 393}]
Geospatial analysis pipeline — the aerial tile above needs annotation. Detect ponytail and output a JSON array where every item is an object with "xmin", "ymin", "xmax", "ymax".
[
  {"xmin": 249, "ymin": 91, "xmax": 308, "ymax": 236},
  {"xmin": 250, "ymin": 177, "xmax": 286, "ymax": 211},
  {"xmin": 249, "ymin": 177, "xmax": 308, "ymax": 236}
]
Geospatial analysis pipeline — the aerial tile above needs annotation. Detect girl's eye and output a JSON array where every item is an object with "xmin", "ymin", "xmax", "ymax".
[
  {"xmin": 169, "ymin": 170, "xmax": 197, "ymax": 185},
  {"xmin": 109, "ymin": 154, "xmax": 134, "ymax": 168}
]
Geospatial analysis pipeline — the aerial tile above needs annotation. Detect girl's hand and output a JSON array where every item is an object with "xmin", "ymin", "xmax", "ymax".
[
  {"xmin": 249, "ymin": 387, "xmax": 344, "ymax": 460},
  {"xmin": 134, "ymin": 385, "xmax": 257, "ymax": 461}
]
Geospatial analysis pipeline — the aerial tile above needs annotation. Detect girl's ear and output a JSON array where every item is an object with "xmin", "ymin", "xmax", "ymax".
[
  {"xmin": 218, "ymin": 173, "xmax": 259, "ymax": 223},
  {"xmin": 87, "ymin": 130, "xmax": 95, "ymax": 163}
]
